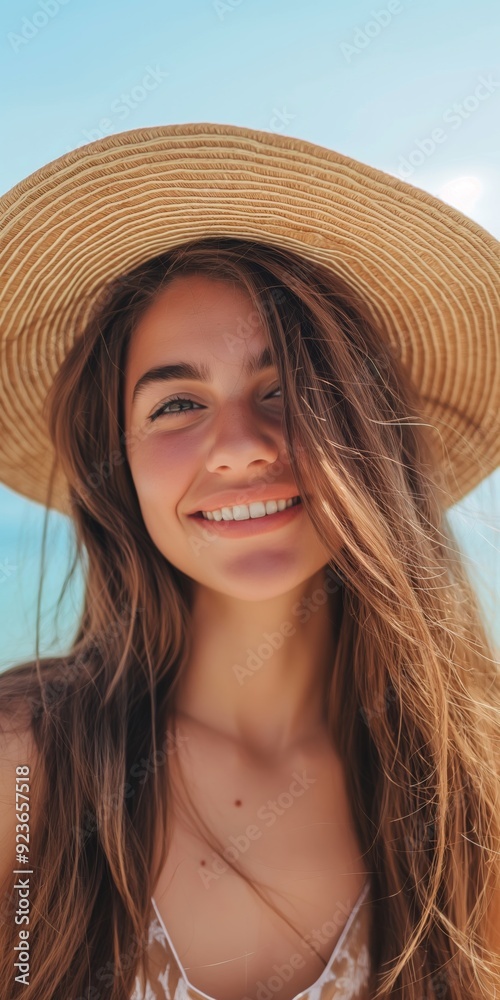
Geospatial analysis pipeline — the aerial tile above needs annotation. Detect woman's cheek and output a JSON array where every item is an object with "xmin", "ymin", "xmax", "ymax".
[{"xmin": 134, "ymin": 428, "xmax": 199, "ymax": 500}]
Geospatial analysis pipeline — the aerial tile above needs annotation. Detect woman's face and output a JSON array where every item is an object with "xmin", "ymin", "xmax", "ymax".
[{"xmin": 123, "ymin": 273, "xmax": 334, "ymax": 601}]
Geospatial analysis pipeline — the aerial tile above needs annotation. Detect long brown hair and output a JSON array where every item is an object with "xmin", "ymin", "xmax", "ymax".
[{"xmin": 1, "ymin": 236, "xmax": 499, "ymax": 998}]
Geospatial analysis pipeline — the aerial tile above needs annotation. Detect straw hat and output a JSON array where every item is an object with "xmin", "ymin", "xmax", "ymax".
[{"xmin": 0, "ymin": 122, "xmax": 499, "ymax": 518}]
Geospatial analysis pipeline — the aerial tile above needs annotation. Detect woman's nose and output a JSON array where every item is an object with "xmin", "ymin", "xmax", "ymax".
[{"xmin": 203, "ymin": 405, "xmax": 284, "ymax": 474}]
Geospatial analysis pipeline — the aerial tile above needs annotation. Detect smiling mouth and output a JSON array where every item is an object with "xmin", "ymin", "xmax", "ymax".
[
  {"xmin": 187, "ymin": 495, "xmax": 304, "ymax": 538},
  {"xmin": 192, "ymin": 497, "xmax": 302, "ymax": 520}
]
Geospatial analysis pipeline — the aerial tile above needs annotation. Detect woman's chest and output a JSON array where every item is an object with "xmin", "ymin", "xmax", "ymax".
[{"xmin": 151, "ymin": 730, "xmax": 371, "ymax": 1000}]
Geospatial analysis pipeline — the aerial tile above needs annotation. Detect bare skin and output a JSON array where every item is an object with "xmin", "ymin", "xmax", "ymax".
[
  {"xmin": 123, "ymin": 274, "xmax": 371, "ymax": 999},
  {"xmin": 149, "ymin": 718, "xmax": 371, "ymax": 1000}
]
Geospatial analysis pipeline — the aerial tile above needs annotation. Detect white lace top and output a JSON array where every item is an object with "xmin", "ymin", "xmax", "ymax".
[{"xmin": 130, "ymin": 879, "xmax": 372, "ymax": 1000}]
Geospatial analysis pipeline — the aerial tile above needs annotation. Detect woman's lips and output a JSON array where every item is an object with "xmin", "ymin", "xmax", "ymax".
[{"xmin": 187, "ymin": 498, "xmax": 303, "ymax": 538}]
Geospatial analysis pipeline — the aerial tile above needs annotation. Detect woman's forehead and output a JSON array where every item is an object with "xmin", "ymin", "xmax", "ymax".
[{"xmin": 125, "ymin": 275, "xmax": 269, "ymax": 373}]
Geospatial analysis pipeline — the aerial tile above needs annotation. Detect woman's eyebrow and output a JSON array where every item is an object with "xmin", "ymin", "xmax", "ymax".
[{"xmin": 131, "ymin": 345, "xmax": 275, "ymax": 406}]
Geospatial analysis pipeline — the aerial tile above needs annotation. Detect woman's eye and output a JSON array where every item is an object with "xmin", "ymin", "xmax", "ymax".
[
  {"xmin": 149, "ymin": 395, "xmax": 200, "ymax": 422},
  {"xmin": 148, "ymin": 387, "xmax": 281, "ymax": 423}
]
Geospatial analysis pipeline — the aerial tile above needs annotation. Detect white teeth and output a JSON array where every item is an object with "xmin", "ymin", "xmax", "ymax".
[{"xmin": 201, "ymin": 496, "xmax": 300, "ymax": 521}]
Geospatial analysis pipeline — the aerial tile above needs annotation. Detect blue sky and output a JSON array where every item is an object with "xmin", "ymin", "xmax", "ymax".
[{"xmin": 1, "ymin": 0, "xmax": 499, "ymax": 668}]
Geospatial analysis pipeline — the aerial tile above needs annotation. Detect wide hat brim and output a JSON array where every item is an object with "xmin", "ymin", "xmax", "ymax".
[{"xmin": 1, "ymin": 121, "xmax": 499, "ymax": 518}]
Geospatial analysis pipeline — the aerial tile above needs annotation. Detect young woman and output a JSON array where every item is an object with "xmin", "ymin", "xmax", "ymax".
[{"xmin": 0, "ymin": 124, "xmax": 499, "ymax": 1000}]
